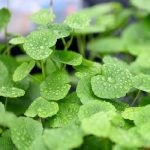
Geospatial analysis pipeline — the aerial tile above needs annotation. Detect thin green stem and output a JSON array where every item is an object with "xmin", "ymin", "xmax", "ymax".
[
  {"xmin": 77, "ymin": 35, "xmax": 84, "ymax": 56},
  {"xmin": 61, "ymin": 38, "xmax": 67, "ymax": 47},
  {"xmin": 65, "ymin": 35, "xmax": 73, "ymax": 50},
  {"xmin": 29, "ymin": 74, "xmax": 41, "ymax": 83},
  {"xmin": 131, "ymin": 90, "xmax": 141, "ymax": 106},
  {"xmin": 5, "ymin": 97, "xmax": 8, "ymax": 110},
  {"xmin": 41, "ymin": 61, "xmax": 46, "ymax": 79}
]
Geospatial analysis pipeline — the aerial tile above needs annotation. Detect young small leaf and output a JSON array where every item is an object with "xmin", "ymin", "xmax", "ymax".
[
  {"xmin": 52, "ymin": 51, "xmax": 82, "ymax": 66},
  {"xmin": 48, "ymin": 23, "xmax": 71, "ymax": 39},
  {"xmin": 40, "ymin": 71, "xmax": 71, "ymax": 100},
  {"xmin": 0, "ymin": 87, "xmax": 25, "ymax": 98},
  {"xmin": 23, "ymin": 29, "xmax": 57, "ymax": 60},
  {"xmin": 30, "ymin": 9, "xmax": 55, "ymax": 25},
  {"xmin": 25, "ymin": 97, "xmax": 59, "ymax": 118},
  {"xmin": 9, "ymin": 36, "xmax": 26, "ymax": 45},
  {"xmin": 0, "ymin": 8, "xmax": 11, "ymax": 30},
  {"xmin": 13, "ymin": 61, "xmax": 35, "ymax": 82},
  {"xmin": 64, "ymin": 13, "xmax": 90, "ymax": 29}
]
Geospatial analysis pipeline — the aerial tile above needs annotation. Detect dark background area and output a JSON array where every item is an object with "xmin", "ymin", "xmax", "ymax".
[{"xmin": 83, "ymin": 0, "xmax": 129, "ymax": 7}]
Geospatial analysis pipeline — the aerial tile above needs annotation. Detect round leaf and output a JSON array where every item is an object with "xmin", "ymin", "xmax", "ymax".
[
  {"xmin": 23, "ymin": 29, "xmax": 57, "ymax": 60},
  {"xmin": 25, "ymin": 97, "xmax": 59, "ymax": 118},
  {"xmin": 91, "ymin": 63, "xmax": 133, "ymax": 99},
  {"xmin": 40, "ymin": 71, "xmax": 71, "ymax": 100}
]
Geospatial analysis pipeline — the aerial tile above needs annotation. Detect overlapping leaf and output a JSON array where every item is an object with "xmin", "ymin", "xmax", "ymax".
[
  {"xmin": 76, "ymin": 77, "xmax": 99, "ymax": 104},
  {"xmin": 13, "ymin": 61, "xmax": 35, "ymax": 82},
  {"xmin": 78, "ymin": 100, "xmax": 116, "ymax": 120},
  {"xmin": 25, "ymin": 97, "xmax": 59, "ymax": 118},
  {"xmin": 122, "ymin": 105, "xmax": 150, "ymax": 125},
  {"xmin": 52, "ymin": 51, "xmax": 82, "ymax": 66},
  {"xmin": 30, "ymin": 9, "xmax": 55, "ymax": 25},
  {"xmin": 0, "ymin": 87, "xmax": 25, "ymax": 98},
  {"xmin": 9, "ymin": 36, "xmax": 26, "ymax": 45},
  {"xmin": 48, "ymin": 23, "xmax": 71, "ymax": 39},
  {"xmin": 64, "ymin": 13, "xmax": 90, "ymax": 29},
  {"xmin": 11, "ymin": 117, "xmax": 43, "ymax": 150},
  {"xmin": 49, "ymin": 103, "xmax": 80, "ymax": 128},
  {"xmin": 43, "ymin": 125, "xmax": 83, "ymax": 150},
  {"xmin": 91, "ymin": 63, "xmax": 133, "ymax": 99},
  {"xmin": 40, "ymin": 71, "xmax": 71, "ymax": 100},
  {"xmin": 81, "ymin": 111, "xmax": 116, "ymax": 137},
  {"xmin": 23, "ymin": 29, "xmax": 57, "ymax": 60}
]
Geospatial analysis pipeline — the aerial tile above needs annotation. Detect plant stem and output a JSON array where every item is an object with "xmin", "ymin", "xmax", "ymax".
[
  {"xmin": 77, "ymin": 35, "xmax": 84, "ymax": 56},
  {"xmin": 61, "ymin": 38, "xmax": 67, "ymax": 47},
  {"xmin": 5, "ymin": 97, "xmax": 8, "ymax": 110},
  {"xmin": 41, "ymin": 61, "xmax": 46, "ymax": 79},
  {"xmin": 65, "ymin": 35, "xmax": 73, "ymax": 50},
  {"xmin": 131, "ymin": 90, "xmax": 141, "ymax": 106}
]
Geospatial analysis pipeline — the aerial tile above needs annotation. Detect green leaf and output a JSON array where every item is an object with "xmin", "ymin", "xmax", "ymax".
[
  {"xmin": 64, "ymin": 13, "xmax": 90, "ymax": 29},
  {"xmin": 30, "ymin": 9, "xmax": 55, "ymax": 25},
  {"xmin": 9, "ymin": 36, "xmax": 26, "ymax": 45},
  {"xmin": 0, "ymin": 112, "xmax": 17, "ymax": 127},
  {"xmin": 48, "ymin": 23, "xmax": 71, "ymax": 39},
  {"xmin": 76, "ymin": 77, "xmax": 101, "ymax": 104},
  {"xmin": 0, "ymin": 87, "xmax": 25, "ymax": 98},
  {"xmin": 43, "ymin": 125, "xmax": 83, "ymax": 150},
  {"xmin": 23, "ymin": 29, "xmax": 57, "ymax": 60},
  {"xmin": 122, "ymin": 20, "xmax": 150, "ymax": 55},
  {"xmin": 122, "ymin": 105, "xmax": 150, "ymax": 125},
  {"xmin": 138, "ymin": 122, "xmax": 150, "ymax": 147},
  {"xmin": 49, "ymin": 103, "xmax": 80, "ymax": 128},
  {"xmin": 74, "ymin": 59, "xmax": 101, "ymax": 78},
  {"xmin": 88, "ymin": 37, "xmax": 125, "ymax": 53},
  {"xmin": 0, "ymin": 60, "xmax": 10, "ymax": 87},
  {"xmin": 40, "ymin": 71, "xmax": 71, "ymax": 100},
  {"xmin": 81, "ymin": 111, "xmax": 116, "ymax": 137},
  {"xmin": 11, "ymin": 117, "xmax": 43, "ymax": 150},
  {"xmin": 113, "ymin": 145, "xmax": 137, "ymax": 150},
  {"xmin": 52, "ymin": 51, "xmax": 82, "ymax": 66},
  {"xmin": 0, "ymin": 8, "xmax": 11, "ymax": 30},
  {"xmin": 131, "ymin": 0, "xmax": 150, "ymax": 13},
  {"xmin": 0, "ymin": 132, "xmax": 16, "ymax": 150},
  {"xmin": 13, "ymin": 61, "xmax": 35, "ymax": 82},
  {"xmin": 109, "ymin": 127, "xmax": 143, "ymax": 148},
  {"xmin": 133, "ymin": 74, "xmax": 150, "ymax": 92},
  {"xmin": 61, "ymin": 92, "xmax": 81, "ymax": 105},
  {"xmin": 0, "ymin": 102, "xmax": 5, "ymax": 112},
  {"xmin": 25, "ymin": 97, "xmax": 59, "ymax": 118},
  {"xmin": 91, "ymin": 63, "xmax": 133, "ymax": 99},
  {"xmin": 29, "ymin": 136, "xmax": 48, "ymax": 150},
  {"xmin": 78, "ymin": 100, "xmax": 116, "ymax": 120}
]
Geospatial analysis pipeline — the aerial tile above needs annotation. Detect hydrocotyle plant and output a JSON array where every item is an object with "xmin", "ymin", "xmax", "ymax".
[{"xmin": 1, "ymin": 0, "xmax": 150, "ymax": 149}]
